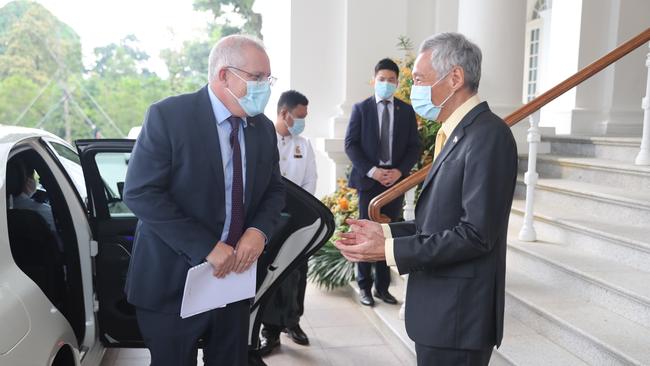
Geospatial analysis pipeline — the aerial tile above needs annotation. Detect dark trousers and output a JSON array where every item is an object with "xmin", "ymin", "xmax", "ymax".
[
  {"xmin": 262, "ymin": 260, "xmax": 308, "ymax": 332},
  {"xmin": 357, "ymin": 183, "xmax": 404, "ymax": 292},
  {"xmin": 136, "ymin": 299, "xmax": 250, "ymax": 366},
  {"xmin": 415, "ymin": 344, "xmax": 493, "ymax": 366}
]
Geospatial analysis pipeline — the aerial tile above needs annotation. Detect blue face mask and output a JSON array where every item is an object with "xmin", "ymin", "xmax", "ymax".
[
  {"xmin": 285, "ymin": 115, "xmax": 306, "ymax": 136},
  {"xmin": 227, "ymin": 69, "xmax": 271, "ymax": 116},
  {"xmin": 410, "ymin": 72, "xmax": 454, "ymax": 121},
  {"xmin": 375, "ymin": 81, "xmax": 397, "ymax": 100}
]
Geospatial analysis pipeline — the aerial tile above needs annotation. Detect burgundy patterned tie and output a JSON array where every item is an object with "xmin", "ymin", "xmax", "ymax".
[{"xmin": 225, "ymin": 116, "xmax": 245, "ymax": 247}]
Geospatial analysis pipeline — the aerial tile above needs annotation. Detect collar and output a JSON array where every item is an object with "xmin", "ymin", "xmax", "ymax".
[
  {"xmin": 277, "ymin": 131, "xmax": 292, "ymax": 141},
  {"xmin": 375, "ymin": 95, "xmax": 395, "ymax": 105},
  {"xmin": 207, "ymin": 85, "xmax": 248, "ymax": 127},
  {"xmin": 440, "ymin": 94, "xmax": 481, "ymax": 137}
]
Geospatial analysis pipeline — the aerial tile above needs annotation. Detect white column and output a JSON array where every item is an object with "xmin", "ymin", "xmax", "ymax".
[
  {"xmin": 458, "ymin": 0, "xmax": 526, "ymax": 118},
  {"xmin": 635, "ymin": 43, "xmax": 650, "ymax": 166},
  {"xmin": 540, "ymin": 0, "xmax": 650, "ymax": 136},
  {"xmin": 256, "ymin": 0, "xmax": 348, "ymax": 198},
  {"xmin": 601, "ymin": 0, "xmax": 650, "ymax": 136},
  {"xmin": 457, "ymin": 0, "xmax": 536, "ymax": 153},
  {"xmin": 320, "ymin": 0, "xmax": 412, "ymax": 187}
]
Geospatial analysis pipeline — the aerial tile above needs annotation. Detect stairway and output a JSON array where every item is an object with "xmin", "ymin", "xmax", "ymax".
[{"xmin": 501, "ymin": 135, "xmax": 650, "ymax": 365}]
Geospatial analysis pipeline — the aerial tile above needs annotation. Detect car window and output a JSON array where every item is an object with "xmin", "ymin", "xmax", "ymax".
[
  {"xmin": 95, "ymin": 152, "xmax": 133, "ymax": 218},
  {"xmin": 48, "ymin": 141, "xmax": 87, "ymax": 202}
]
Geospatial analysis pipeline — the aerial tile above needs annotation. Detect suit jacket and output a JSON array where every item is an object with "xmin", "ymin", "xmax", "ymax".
[
  {"xmin": 123, "ymin": 85, "xmax": 285, "ymax": 313},
  {"xmin": 388, "ymin": 102, "xmax": 517, "ymax": 350},
  {"xmin": 344, "ymin": 96, "xmax": 421, "ymax": 191}
]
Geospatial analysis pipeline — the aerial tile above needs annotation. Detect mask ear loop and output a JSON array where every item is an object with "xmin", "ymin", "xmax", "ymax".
[
  {"xmin": 225, "ymin": 68, "xmax": 248, "ymax": 101},
  {"xmin": 283, "ymin": 112, "xmax": 294, "ymax": 131}
]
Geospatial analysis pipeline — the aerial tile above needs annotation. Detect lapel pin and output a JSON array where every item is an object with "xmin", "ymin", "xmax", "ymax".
[{"xmin": 453, "ymin": 136, "xmax": 458, "ymax": 143}]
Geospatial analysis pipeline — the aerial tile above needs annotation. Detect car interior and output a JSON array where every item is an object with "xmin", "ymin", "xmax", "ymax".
[{"xmin": 5, "ymin": 148, "xmax": 86, "ymax": 344}]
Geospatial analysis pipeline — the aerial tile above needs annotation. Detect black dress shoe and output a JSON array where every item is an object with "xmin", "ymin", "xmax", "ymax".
[
  {"xmin": 284, "ymin": 324, "xmax": 309, "ymax": 345},
  {"xmin": 359, "ymin": 288, "xmax": 375, "ymax": 306},
  {"xmin": 258, "ymin": 331, "xmax": 280, "ymax": 356},
  {"xmin": 373, "ymin": 290, "xmax": 398, "ymax": 304}
]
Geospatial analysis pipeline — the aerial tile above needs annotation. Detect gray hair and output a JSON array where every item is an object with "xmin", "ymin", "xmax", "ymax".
[
  {"xmin": 419, "ymin": 32, "xmax": 482, "ymax": 92},
  {"xmin": 208, "ymin": 35, "xmax": 266, "ymax": 82}
]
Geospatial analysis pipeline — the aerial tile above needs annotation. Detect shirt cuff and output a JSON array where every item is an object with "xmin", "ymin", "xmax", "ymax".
[
  {"xmin": 367, "ymin": 167, "xmax": 377, "ymax": 178},
  {"xmin": 381, "ymin": 224, "xmax": 393, "ymax": 239},
  {"xmin": 247, "ymin": 227, "xmax": 268, "ymax": 245},
  {"xmin": 382, "ymin": 224, "xmax": 396, "ymax": 266},
  {"xmin": 385, "ymin": 238, "xmax": 396, "ymax": 266}
]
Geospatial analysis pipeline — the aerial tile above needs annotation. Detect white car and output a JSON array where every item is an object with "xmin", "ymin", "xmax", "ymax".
[{"xmin": 0, "ymin": 126, "xmax": 334, "ymax": 366}]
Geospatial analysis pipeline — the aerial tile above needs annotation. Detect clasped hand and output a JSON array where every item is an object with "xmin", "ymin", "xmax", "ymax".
[
  {"xmin": 206, "ymin": 228, "xmax": 265, "ymax": 278},
  {"xmin": 334, "ymin": 219, "xmax": 387, "ymax": 262},
  {"xmin": 372, "ymin": 168, "xmax": 402, "ymax": 187}
]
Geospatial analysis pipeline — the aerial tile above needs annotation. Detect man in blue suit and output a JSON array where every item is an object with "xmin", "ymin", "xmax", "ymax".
[
  {"xmin": 123, "ymin": 35, "xmax": 285, "ymax": 366},
  {"xmin": 344, "ymin": 58, "xmax": 421, "ymax": 307}
]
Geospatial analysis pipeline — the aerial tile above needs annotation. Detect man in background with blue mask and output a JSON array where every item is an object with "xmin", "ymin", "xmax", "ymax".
[
  {"xmin": 336, "ymin": 33, "xmax": 518, "ymax": 366},
  {"xmin": 258, "ymin": 90, "xmax": 316, "ymax": 356},
  {"xmin": 344, "ymin": 58, "xmax": 421, "ymax": 307},
  {"xmin": 123, "ymin": 35, "xmax": 285, "ymax": 366}
]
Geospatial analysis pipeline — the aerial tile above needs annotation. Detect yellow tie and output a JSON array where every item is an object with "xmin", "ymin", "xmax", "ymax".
[{"xmin": 434, "ymin": 129, "xmax": 447, "ymax": 159}]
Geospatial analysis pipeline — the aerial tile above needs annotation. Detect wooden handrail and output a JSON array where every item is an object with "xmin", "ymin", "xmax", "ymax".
[{"xmin": 369, "ymin": 27, "xmax": 650, "ymax": 223}]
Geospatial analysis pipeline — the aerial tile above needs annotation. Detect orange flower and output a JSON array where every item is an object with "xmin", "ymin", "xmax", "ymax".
[{"xmin": 338, "ymin": 197, "xmax": 349, "ymax": 211}]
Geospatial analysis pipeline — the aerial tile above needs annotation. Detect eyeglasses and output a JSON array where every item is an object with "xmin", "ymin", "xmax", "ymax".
[{"xmin": 227, "ymin": 66, "xmax": 277, "ymax": 86}]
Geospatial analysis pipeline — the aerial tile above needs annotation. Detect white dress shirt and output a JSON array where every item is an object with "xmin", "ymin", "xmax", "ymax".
[
  {"xmin": 367, "ymin": 94, "xmax": 395, "ymax": 178},
  {"xmin": 277, "ymin": 133, "xmax": 317, "ymax": 195}
]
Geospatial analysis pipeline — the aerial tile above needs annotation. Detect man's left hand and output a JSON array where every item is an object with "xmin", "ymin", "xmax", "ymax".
[
  {"xmin": 234, "ymin": 228, "xmax": 265, "ymax": 273},
  {"xmin": 335, "ymin": 219, "xmax": 387, "ymax": 262},
  {"xmin": 385, "ymin": 169, "xmax": 402, "ymax": 186}
]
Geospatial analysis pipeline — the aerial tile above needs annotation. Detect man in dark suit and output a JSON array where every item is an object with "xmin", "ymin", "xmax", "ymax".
[
  {"xmin": 123, "ymin": 35, "xmax": 285, "ymax": 366},
  {"xmin": 344, "ymin": 58, "xmax": 421, "ymax": 307},
  {"xmin": 336, "ymin": 32, "xmax": 518, "ymax": 366}
]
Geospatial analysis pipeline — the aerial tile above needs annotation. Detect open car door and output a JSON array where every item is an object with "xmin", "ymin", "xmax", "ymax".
[{"xmin": 75, "ymin": 139, "xmax": 335, "ymax": 350}]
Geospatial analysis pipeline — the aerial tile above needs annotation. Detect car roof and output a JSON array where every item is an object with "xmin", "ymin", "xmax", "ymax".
[{"xmin": 0, "ymin": 125, "xmax": 74, "ymax": 182}]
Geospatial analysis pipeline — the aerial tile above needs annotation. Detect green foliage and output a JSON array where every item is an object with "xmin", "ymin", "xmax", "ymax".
[
  {"xmin": 0, "ymin": 0, "xmax": 263, "ymax": 141},
  {"xmin": 92, "ymin": 35, "xmax": 150, "ymax": 78},
  {"xmin": 308, "ymin": 179, "xmax": 358, "ymax": 289},
  {"xmin": 0, "ymin": 0, "xmax": 82, "ymax": 84},
  {"xmin": 193, "ymin": 0, "xmax": 262, "ymax": 38},
  {"xmin": 308, "ymin": 241, "xmax": 356, "ymax": 291}
]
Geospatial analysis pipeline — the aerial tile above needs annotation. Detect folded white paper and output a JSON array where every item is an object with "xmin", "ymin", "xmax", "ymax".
[{"xmin": 180, "ymin": 262, "xmax": 257, "ymax": 319}]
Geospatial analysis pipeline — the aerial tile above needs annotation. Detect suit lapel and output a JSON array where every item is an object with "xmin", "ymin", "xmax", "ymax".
[
  {"xmin": 244, "ymin": 118, "xmax": 258, "ymax": 213},
  {"xmin": 419, "ymin": 102, "xmax": 489, "ymax": 193},
  {"xmin": 196, "ymin": 86, "xmax": 226, "ymax": 203}
]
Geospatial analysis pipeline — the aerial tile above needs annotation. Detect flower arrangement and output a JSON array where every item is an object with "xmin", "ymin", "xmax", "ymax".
[{"xmin": 308, "ymin": 179, "xmax": 358, "ymax": 290}]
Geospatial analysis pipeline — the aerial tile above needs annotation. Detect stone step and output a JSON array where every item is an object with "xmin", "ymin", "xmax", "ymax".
[
  {"xmin": 510, "ymin": 199, "xmax": 650, "ymax": 272},
  {"xmin": 352, "ymin": 269, "xmax": 516, "ymax": 365},
  {"xmin": 496, "ymin": 314, "xmax": 589, "ymax": 366},
  {"xmin": 507, "ymin": 233, "xmax": 650, "ymax": 329},
  {"xmin": 518, "ymin": 154, "xmax": 650, "ymax": 191},
  {"xmin": 505, "ymin": 268, "xmax": 650, "ymax": 366},
  {"xmin": 542, "ymin": 135, "xmax": 642, "ymax": 163},
  {"xmin": 515, "ymin": 176, "xmax": 650, "ymax": 227}
]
